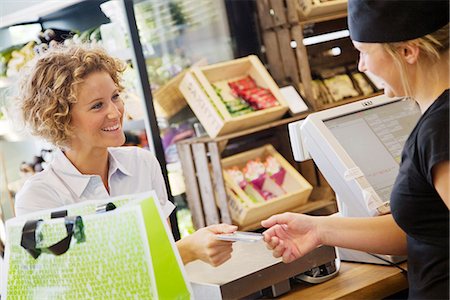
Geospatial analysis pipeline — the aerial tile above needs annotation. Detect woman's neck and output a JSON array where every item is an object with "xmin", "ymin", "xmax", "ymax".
[
  {"xmin": 64, "ymin": 147, "xmax": 110, "ymax": 191},
  {"xmin": 412, "ymin": 51, "xmax": 449, "ymax": 113}
]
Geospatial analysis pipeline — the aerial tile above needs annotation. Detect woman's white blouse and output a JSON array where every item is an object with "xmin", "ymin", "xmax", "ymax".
[{"xmin": 15, "ymin": 146, "xmax": 175, "ymax": 217}]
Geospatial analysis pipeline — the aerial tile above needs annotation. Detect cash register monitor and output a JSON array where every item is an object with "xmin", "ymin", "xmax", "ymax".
[
  {"xmin": 297, "ymin": 95, "xmax": 421, "ymax": 218},
  {"xmin": 289, "ymin": 95, "xmax": 421, "ymax": 264}
]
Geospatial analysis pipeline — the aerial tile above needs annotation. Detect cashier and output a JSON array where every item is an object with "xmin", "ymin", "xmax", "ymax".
[
  {"xmin": 262, "ymin": 1, "xmax": 449, "ymax": 299},
  {"xmin": 14, "ymin": 44, "xmax": 237, "ymax": 267}
]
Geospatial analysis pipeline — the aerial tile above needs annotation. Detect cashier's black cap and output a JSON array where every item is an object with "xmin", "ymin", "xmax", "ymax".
[{"xmin": 348, "ymin": 0, "xmax": 449, "ymax": 43}]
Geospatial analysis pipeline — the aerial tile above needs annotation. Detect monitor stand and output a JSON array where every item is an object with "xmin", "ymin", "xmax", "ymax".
[{"xmin": 335, "ymin": 196, "xmax": 407, "ymax": 265}]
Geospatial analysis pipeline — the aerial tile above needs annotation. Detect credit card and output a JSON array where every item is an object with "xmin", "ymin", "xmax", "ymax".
[{"xmin": 216, "ymin": 231, "xmax": 263, "ymax": 242}]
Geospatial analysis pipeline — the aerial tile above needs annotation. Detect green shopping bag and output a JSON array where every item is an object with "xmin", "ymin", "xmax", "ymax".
[{"xmin": 2, "ymin": 191, "xmax": 192, "ymax": 299}]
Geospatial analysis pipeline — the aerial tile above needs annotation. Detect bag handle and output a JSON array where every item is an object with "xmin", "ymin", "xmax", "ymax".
[{"xmin": 20, "ymin": 216, "xmax": 85, "ymax": 259}]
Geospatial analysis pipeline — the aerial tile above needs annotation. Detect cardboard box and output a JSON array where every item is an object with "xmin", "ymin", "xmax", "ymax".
[
  {"xmin": 222, "ymin": 144, "xmax": 313, "ymax": 227},
  {"xmin": 179, "ymin": 55, "xmax": 289, "ymax": 138}
]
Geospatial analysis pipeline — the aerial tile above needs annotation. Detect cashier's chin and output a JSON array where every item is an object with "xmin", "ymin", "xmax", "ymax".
[
  {"xmin": 382, "ymin": 83, "xmax": 407, "ymax": 99},
  {"xmin": 382, "ymin": 85, "xmax": 397, "ymax": 98}
]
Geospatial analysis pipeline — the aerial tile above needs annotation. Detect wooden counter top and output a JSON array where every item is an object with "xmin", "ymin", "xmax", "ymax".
[{"xmin": 280, "ymin": 262, "xmax": 408, "ymax": 300}]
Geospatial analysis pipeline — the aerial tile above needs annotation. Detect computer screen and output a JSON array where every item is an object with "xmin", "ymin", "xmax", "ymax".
[
  {"xmin": 289, "ymin": 95, "xmax": 420, "ymax": 264},
  {"xmin": 290, "ymin": 95, "xmax": 421, "ymax": 217},
  {"xmin": 323, "ymin": 100, "xmax": 420, "ymax": 204}
]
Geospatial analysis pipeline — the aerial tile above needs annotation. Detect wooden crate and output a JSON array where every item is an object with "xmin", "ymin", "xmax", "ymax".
[
  {"xmin": 222, "ymin": 144, "xmax": 313, "ymax": 227},
  {"xmin": 256, "ymin": 1, "xmax": 381, "ymax": 111},
  {"xmin": 297, "ymin": 0, "xmax": 347, "ymax": 19},
  {"xmin": 153, "ymin": 70, "xmax": 187, "ymax": 119},
  {"xmin": 179, "ymin": 55, "xmax": 289, "ymax": 138}
]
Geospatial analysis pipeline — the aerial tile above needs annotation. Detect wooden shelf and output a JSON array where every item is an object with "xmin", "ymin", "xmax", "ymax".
[
  {"xmin": 178, "ymin": 110, "xmax": 311, "ymax": 145},
  {"xmin": 298, "ymin": 11, "xmax": 347, "ymax": 26},
  {"xmin": 319, "ymin": 91, "xmax": 384, "ymax": 110}
]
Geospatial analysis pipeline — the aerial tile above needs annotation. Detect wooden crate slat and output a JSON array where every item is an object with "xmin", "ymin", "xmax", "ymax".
[
  {"xmin": 262, "ymin": 30, "xmax": 285, "ymax": 83},
  {"xmin": 191, "ymin": 67, "xmax": 232, "ymax": 121},
  {"xmin": 176, "ymin": 143, "xmax": 205, "ymax": 229},
  {"xmin": 255, "ymin": 0, "xmax": 274, "ymax": 30},
  {"xmin": 179, "ymin": 72, "xmax": 224, "ymax": 137},
  {"xmin": 269, "ymin": 0, "xmax": 287, "ymax": 27},
  {"xmin": 291, "ymin": 24, "xmax": 316, "ymax": 107},
  {"xmin": 275, "ymin": 27, "xmax": 300, "ymax": 86},
  {"xmin": 207, "ymin": 142, "xmax": 232, "ymax": 224},
  {"xmin": 286, "ymin": 0, "xmax": 300, "ymax": 24},
  {"xmin": 192, "ymin": 143, "xmax": 220, "ymax": 225}
]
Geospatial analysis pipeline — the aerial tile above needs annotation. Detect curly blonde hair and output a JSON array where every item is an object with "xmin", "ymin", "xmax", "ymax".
[{"xmin": 17, "ymin": 44, "xmax": 126, "ymax": 147}]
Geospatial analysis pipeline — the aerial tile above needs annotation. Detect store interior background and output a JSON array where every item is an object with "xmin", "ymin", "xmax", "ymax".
[{"xmin": 0, "ymin": 0, "xmax": 378, "ymax": 238}]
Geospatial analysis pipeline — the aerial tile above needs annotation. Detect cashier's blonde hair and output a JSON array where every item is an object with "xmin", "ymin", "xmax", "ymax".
[
  {"xmin": 17, "ymin": 44, "xmax": 126, "ymax": 147},
  {"xmin": 382, "ymin": 23, "xmax": 449, "ymax": 98}
]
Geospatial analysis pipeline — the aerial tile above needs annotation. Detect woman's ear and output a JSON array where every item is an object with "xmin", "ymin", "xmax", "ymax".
[{"xmin": 400, "ymin": 43, "xmax": 420, "ymax": 64}]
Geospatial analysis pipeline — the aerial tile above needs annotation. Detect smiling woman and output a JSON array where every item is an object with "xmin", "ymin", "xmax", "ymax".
[
  {"xmin": 14, "ymin": 44, "xmax": 237, "ymax": 267},
  {"xmin": 67, "ymin": 71, "xmax": 126, "ymax": 184}
]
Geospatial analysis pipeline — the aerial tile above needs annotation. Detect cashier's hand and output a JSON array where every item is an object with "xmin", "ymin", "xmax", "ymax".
[
  {"xmin": 261, "ymin": 213, "xmax": 321, "ymax": 263},
  {"xmin": 178, "ymin": 223, "xmax": 237, "ymax": 267}
]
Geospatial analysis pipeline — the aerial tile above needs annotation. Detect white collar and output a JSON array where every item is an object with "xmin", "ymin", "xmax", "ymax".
[{"xmin": 50, "ymin": 148, "xmax": 132, "ymax": 198}]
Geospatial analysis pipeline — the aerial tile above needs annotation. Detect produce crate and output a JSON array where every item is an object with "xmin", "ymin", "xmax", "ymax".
[
  {"xmin": 222, "ymin": 144, "xmax": 313, "ymax": 227},
  {"xmin": 297, "ymin": 0, "xmax": 347, "ymax": 19},
  {"xmin": 153, "ymin": 70, "xmax": 188, "ymax": 119},
  {"xmin": 256, "ymin": 1, "xmax": 381, "ymax": 111},
  {"xmin": 179, "ymin": 55, "xmax": 289, "ymax": 138}
]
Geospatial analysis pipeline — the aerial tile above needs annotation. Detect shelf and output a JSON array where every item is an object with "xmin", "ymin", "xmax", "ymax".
[
  {"xmin": 298, "ymin": 11, "xmax": 348, "ymax": 26},
  {"xmin": 178, "ymin": 110, "xmax": 312, "ymax": 145},
  {"xmin": 319, "ymin": 91, "xmax": 384, "ymax": 110}
]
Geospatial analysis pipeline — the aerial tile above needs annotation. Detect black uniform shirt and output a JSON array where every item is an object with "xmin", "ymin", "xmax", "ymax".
[{"xmin": 391, "ymin": 90, "xmax": 449, "ymax": 299}]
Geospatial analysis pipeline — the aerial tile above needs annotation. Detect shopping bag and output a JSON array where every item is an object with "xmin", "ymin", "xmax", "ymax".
[{"xmin": 2, "ymin": 191, "xmax": 192, "ymax": 299}]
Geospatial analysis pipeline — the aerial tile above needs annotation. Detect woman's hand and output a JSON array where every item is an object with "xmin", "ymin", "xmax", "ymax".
[
  {"xmin": 178, "ymin": 223, "xmax": 237, "ymax": 267},
  {"xmin": 261, "ymin": 213, "xmax": 322, "ymax": 263}
]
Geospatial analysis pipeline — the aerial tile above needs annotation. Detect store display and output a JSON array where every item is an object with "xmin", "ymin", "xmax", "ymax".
[
  {"xmin": 179, "ymin": 55, "xmax": 288, "ymax": 138},
  {"xmin": 351, "ymin": 71, "xmax": 374, "ymax": 95},
  {"xmin": 161, "ymin": 122, "xmax": 195, "ymax": 163},
  {"xmin": 0, "ymin": 44, "xmax": 24, "ymax": 77},
  {"xmin": 323, "ymin": 74, "xmax": 359, "ymax": 102},
  {"xmin": 3, "ymin": 41, "xmax": 35, "ymax": 78},
  {"xmin": 226, "ymin": 156, "xmax": 289, "ymax": 203},
  {"xmin": 213, "ymin": 83, "xmax": 254, "ymax": 117},
  {"xmin": 310, "ymin": 66, "xmax": 378, "ymax": 106},
  {"xmin": 133, "ymin": 0, "xmax": 233, "ymax": 119},
  {"xmin": 228, "ymin": 76, "xmax": 279, "ymax": 110},
  {"xmin": 222, "ymin": 144, "xmax": 313, "ymax": 227},
  {"xmin": 256, "ymin": 1, "xmax": 382, "ymax": 111}
]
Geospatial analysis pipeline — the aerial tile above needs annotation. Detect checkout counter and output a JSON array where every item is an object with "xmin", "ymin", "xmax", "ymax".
[
  {"xmin": 184, "ymin": 240, "xmax": 407, "ymax": 299},
  {"xmin": 185, "ymin": 241, "xmax": 336, "ymax": 299}
]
